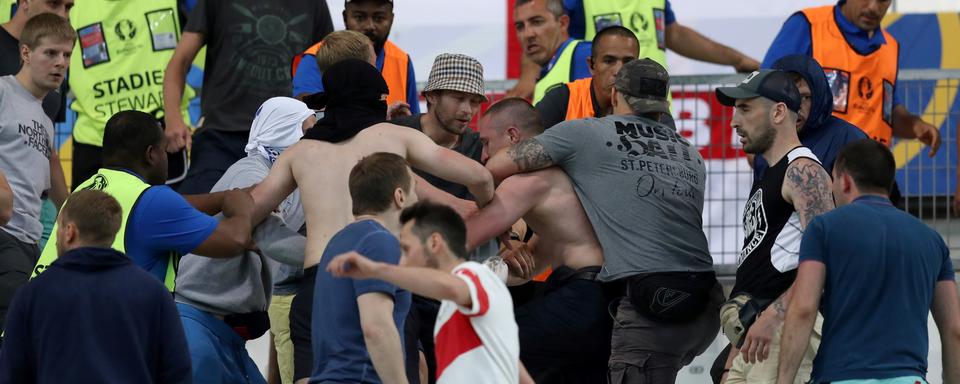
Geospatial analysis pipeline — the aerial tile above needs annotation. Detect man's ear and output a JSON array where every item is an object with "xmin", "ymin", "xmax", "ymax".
[
  {"xmin": 587, "ymin": 56, "xmax": 595, "ymax": 74},
  {"xmin": 772, "ymin": 103, "xmax": 788, "ymax": 125},
  {"xmin": 61, "ymin": 221, "xmax": 78, "ymax": 245},
  {"xmin": 841, "ymin": 173, "xmax": 854, "ymax": 195},
  {"xmin": 145, "ymin": 144, "xmax": 160, "ymax": 167},
  {"xmin": 558, "ymin": 14, "xmax": 570, "ymax": 31},
  {"xmin": 393, "ymin": 187, "xmax": 405, "ymax": 209},
  {"xmin": 428, "ymin": 232, "xmax": 443, "ymax": 254},
  {"xmin": 19, "ymin": 44, "xmax": 30, "ymax": 65},
  {"xmin": 506, "ymin": 126, "xmax": 522, "ymax": 144}
]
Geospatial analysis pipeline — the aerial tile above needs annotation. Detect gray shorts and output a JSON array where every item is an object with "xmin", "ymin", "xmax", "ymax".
[
  {"xmin": 608, "ymin": 282, "xmax": 723, "ymax": 384},
  {"xmin": 0, "ymin": 229, "xmax": 40, "ymax": 334}
]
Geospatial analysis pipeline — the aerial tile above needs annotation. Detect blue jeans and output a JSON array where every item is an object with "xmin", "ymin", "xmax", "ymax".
[{"xmin": 177, "ymin": 303, "xmax": 266, "ymax": 384}]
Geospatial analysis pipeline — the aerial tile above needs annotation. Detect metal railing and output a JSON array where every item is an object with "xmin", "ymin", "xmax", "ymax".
[
  {"xmin": 52, "ymin": 70, "xmax": 959, "ymax": 271},
  {"xmin": 465, "ymin": 70, "xmax": 960, "ymax": 271}
]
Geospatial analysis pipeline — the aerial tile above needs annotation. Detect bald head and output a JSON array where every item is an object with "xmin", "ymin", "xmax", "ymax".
[{"xmin": 477, "ymin": 98, "xmax": 543, "ymax": 162}]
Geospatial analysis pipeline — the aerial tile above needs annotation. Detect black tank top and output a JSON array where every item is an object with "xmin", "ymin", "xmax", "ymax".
[{"xmin": 732, "ymin": 147, "xmax": 821, "ymax": 300}]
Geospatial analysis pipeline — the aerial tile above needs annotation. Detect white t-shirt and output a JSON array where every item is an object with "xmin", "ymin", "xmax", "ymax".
[{"xmin": 434, "ymin": 261, "xmax": 519, "ymax": 384}]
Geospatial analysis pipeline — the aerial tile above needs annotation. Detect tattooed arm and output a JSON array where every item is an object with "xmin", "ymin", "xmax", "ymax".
[
  {"xmin": 782, "ymin": 157, "xmax": 836, "ymax": 228},
  {"xmin": 777, "ymin": 261, "xmax": 826, "ymax": 384},
  {"xmin": 485, "ymin": 139, "xmax": 555, "ymax": 184},
  {"xmin": 740, "ymin": 158, "xmax": 834, "ymax": 365}
]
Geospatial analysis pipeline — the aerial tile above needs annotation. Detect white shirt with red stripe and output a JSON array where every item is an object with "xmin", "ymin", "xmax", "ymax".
[{"xmin": 434, "ymin": 261, "xmax": 519, "ymax": 384}]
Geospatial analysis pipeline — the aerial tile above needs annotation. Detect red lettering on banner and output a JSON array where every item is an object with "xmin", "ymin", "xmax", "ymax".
[{"xmin": 672, "ymin": 90, "xmax": 745, "ymax": 160}]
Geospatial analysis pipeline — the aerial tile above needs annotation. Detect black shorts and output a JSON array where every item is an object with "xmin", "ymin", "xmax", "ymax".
[
  {"xmin": 290, "ymin": 266, "xmax": 317, "ymax": 381},
  {"xmin": 404, "ymin": 294, "xmax": 440, "ymax": 384},
  {"xmin": 515, "ymin": 265, "xmax": 612, "ymax": 383},
  {"xmin": 0, "ymin": 230, "xmax": 40, "ymax": 335}
]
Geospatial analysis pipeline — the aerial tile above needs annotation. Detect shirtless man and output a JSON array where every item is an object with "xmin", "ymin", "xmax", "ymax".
[
  {"xmin": 249, "ymin": 59, "xmax": 494, "ymax": 383},
  {"xmin": 467, "ymin": 98, "xmax": 609, "ymax": 383}
]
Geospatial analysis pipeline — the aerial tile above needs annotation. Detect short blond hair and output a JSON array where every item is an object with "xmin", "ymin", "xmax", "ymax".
[
  {"xmin": 20, "ymin": 13, "xmax": 76, "ymax": 50},
  {"xmin": 315, "ymin": 30, "xmax": 374, "ymax": 72}
]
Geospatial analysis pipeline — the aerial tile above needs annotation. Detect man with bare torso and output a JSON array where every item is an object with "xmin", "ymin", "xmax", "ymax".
[
  {"xmin": 249, "ymin": 59, "xmax": 494, "ymax": 384},
  {"xmin": 486, "ymin": 59, "xmax": 723, "ymax": 383},
  {"xmin": 466, "ymin": 98, "xmax": 608, "ymax": 383}
]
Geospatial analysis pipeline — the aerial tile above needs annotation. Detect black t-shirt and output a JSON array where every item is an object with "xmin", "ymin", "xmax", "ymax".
[
  {"xmin": 0, "ymin": 26, "xmax": 65, "ymax": 122},
  {"xmin": 391, "ymin": 113, "xmax": 483, "ymax": 200},
  {"xmin": 733, "ymin": 147, "xmax": 821, "ymax": 300},
  {"xmin": 535, "ymin": 80, "xmax": 602, "ymax": 130},
  {"xmin": 185, "ymin": 0, "xmax": 333, "ymax": 132}
]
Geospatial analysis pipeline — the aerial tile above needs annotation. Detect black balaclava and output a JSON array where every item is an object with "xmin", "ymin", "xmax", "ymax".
[{"xmin": 302, "ymin": 59, "xmax": 389, "ymax": 143}]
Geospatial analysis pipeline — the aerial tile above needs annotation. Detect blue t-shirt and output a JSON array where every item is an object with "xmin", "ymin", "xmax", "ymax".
[
  {"xmin": 800, "ymin": 195, "xmax": 955, "ymax": 383},
  {"xmin": 292, "ymin": 45, "xmax": 420, "ymax": 114},
  {"xmin": 538, "ymin": 38, "xmax": 593, "ymax": 83},
  {"xmin": 761, "ymin": 1, "xmax": 902, "ymax": 107},
  {"xmin": 124, "ymin": 180, "xmax": 218, "ymax": 284},
  {"xmin": 564, "ymin": 0, "xmax": 676, "ymax": 40},
  {"xmin": 311, "ymin": 219, "xmax": 412, "ymax": 383}
]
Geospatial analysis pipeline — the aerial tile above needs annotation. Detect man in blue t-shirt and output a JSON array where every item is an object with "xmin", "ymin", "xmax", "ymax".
[
  {"xmin": 778, "ymin": 139, "xmax": 960, "ymax": 384},
  {"xmin": 34, "ymin": 110, "xmax": 257, "ymax": 286},
  {"xmin": 311, "ymin": 152, "xmax": 415, "ymax": 384}
]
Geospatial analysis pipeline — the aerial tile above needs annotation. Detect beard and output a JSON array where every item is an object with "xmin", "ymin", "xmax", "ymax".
[
  {"xmin": 367, "ymin": 33, "xmax": 387, "ymax": 53},
  {"xmin": 742, "ymin": 122, "xmax": 776, "ymax": 155}
]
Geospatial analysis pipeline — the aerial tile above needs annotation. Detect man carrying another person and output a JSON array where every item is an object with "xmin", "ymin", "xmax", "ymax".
[
  {"xmin": 293, "ymin": 0, "xmax": 418, "ymax": 115},
  {"xmin": 469, "ymin": 97, "xmax": 609, "ymax": 382},
  {"xmin": 713, "ymin": 70, "xmax": 836, "ymax": 383},
  {"xmin": 249, "ymin": 59, "xmax": 494, "ymax": 384},
  {"xmin": 328, "ymin": 201, "xmax": 534, "ymax": 384},
  {"xmin": 487, "ymin": 59, "xmax": 722, "ymax": 382}
]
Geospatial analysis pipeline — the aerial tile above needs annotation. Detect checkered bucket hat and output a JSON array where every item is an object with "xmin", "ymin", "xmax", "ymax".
[{"xmin": 422, "ymin": 53, "xmax": 487, "ymax": 101}]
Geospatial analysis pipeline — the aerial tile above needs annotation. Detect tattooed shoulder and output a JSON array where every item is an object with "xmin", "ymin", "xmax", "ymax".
[
  {"xmin": 507, "ymin": 139, "xmax": 554, "ymax": 171},
  {"xmin": 785, "ymin": 158, "xmax": 835, "ymax": 227}
]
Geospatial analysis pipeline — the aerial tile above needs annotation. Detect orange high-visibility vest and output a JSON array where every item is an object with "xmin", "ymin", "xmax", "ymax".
[
  {"xmin": 564, "ymin": 77, "xmax": 597, "ymax": 121},
  {"xmin": 291, "ymin": 40, "xmax": 410, "ymax": 107},
  {"xmin": 803, "ymin": 5, "xmax": 899, "ymax": 145}
]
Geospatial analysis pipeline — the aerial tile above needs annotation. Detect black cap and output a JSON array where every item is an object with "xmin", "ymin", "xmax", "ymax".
[
  {"xmin": 715, "ymin": 70, "xmax": 801, "ymax": 113},
  {"xmin": 613, "ymin": 58, "xmax": 670, "ymax": 114}
]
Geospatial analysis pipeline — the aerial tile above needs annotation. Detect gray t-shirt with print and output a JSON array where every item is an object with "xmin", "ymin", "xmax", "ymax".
[
  {"xmin": 0, "ymin": 75, "xmax": 53, "ymax": 244},
  {"xmin": 535, "ymin": 114, "xmax": 713, "ymax": 281}
]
